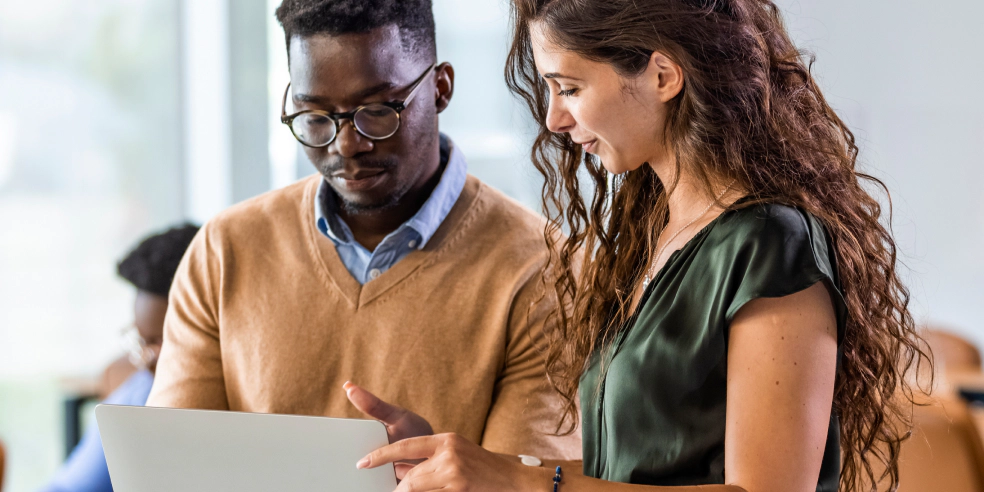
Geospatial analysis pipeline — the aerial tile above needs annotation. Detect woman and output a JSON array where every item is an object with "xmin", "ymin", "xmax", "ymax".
[{"xmin": 350, "ymin": 0, "xmax": 929, "ymax": 491}]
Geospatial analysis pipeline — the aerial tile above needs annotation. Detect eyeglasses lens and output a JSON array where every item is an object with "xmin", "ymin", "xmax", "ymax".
[
  {"xmin": 292, "ymin": 104, "xmax": 401, "ymax": 147},
  {"xmin": 352, "ymin": 104, "xmax": 401, "ymax": 140},
  {"xmin": 294, "ymin": 113, "xmax": 337, "ymax": 147}
]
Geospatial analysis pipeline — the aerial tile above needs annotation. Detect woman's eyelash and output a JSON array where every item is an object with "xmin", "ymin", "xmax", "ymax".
[{"xmin": 558, "ymin": 88, "xmax": 578, "ymax": 97}]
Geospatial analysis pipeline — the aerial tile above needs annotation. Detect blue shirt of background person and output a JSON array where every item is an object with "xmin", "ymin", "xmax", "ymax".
[
  {"xmin": 39, "ymin": 371, "xmax": 153, "ymax": 492},
  {"xmin": 38, "ymin": 224, "xmax": 200, "ymax": 492}
]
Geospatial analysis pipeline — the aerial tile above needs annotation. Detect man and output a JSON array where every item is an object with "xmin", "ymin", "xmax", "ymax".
[
  {"xmin": 41, "ymin": 223, "xmax": 199, "ymax": 492},
  {"xmin": 147, "ymin": 0, "xmax": 579, "ymax": 459}
]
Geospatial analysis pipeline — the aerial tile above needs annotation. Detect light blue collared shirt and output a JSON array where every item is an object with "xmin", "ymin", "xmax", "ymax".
[{"xmin": 315, "ymin": 134, "xmax": 467, "ymax": 284}]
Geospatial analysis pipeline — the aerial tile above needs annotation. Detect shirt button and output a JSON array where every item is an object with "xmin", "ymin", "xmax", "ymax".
[
  {"xmin": 369, "ymin": 268, "xmax": 381, "ymax": 280},
  {"xmin": 408, "ymin": 240, "xmax": 418, "ymax": 249}
]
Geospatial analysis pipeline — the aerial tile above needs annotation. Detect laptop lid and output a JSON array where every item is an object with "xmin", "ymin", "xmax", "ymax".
[{"xmin": 96, "ymin": 404, "xmax": 397, "ymax": 492}]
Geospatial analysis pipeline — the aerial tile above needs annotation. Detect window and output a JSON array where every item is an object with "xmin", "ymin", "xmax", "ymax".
[{"xmin": 0, "ymin": 1, "xmax": 183, "ymax": 487}]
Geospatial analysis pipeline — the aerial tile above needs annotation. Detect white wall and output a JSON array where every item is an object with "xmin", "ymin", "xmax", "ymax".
[
  {"xmin": 774, "ymin": 1, "xmax": 984, "ymax": 345},
  {"xmin": 432, "ymin": 0, "xmax": 544, "ymax": 207},
  {"xmin": 430, "ymin": 0, "xmax": 984, "ymax": 346}
]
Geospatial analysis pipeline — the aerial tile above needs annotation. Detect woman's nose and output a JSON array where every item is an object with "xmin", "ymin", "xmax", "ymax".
[{"xmin": 545, "ymin": 99, "xmax": 576, "ymax": 134}]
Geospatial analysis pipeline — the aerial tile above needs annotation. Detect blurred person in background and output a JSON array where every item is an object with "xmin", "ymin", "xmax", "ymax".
[{"xmin": 40, "ymin": 224, "xmax": 199, "ymax": 492}]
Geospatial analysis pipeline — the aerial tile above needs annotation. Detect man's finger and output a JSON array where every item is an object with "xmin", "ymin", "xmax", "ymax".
[
  {"xmin": 357, "ymin": 435, "xmax": 441, "ymax": 469},
  {"xmin": 343, "ymin": 381, "xmax": 403, "ymax": 424}
]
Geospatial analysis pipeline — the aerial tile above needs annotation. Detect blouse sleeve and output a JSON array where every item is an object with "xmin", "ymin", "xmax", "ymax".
[{"xmin": 723, "ymin": 204, "xmax": 847, "ymax": 342}]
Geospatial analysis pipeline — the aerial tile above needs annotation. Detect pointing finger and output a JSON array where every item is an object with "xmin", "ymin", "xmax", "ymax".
[
  {"xmin": 357, "ymin": 435, "xmax": 442, "ymax": 470},
  {"xmin": 343, "ymin": 381, "xmax": 404, "ymax": 425}
]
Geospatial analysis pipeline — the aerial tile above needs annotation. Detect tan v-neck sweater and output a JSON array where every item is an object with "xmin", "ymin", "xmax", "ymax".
[{"xmin": 147, "ymin": 174, "xmax": 580, "ymax": 459}]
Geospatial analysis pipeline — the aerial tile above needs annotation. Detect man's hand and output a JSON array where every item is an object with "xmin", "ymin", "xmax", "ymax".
[
  {"xmin": 343, "ymin": 381, "xmax": 435, "ymax": 443},
  {"xmin": 344, "ymin": 381, "xmax": 435, "ymax": 479}
]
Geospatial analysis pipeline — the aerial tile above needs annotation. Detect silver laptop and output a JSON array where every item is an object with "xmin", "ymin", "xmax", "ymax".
[{"xmin": 96, "ymin": 404, "xmax": 397, "ymax": 492}]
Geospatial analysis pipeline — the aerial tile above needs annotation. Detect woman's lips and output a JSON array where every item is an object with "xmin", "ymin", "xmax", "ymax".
[{"xmin": 582, "ymin": 140, "xmax": 598, "ymax": 154}]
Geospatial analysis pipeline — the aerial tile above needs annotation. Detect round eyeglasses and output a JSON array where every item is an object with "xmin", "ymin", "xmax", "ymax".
[{"xmin": 280, "ymin": 64, "xmax": 437, "ymax": 148}]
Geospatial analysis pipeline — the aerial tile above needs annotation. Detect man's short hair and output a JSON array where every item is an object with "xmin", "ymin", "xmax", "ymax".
[
  {"xmin": 117, "ymin": 223, "xmax": 200, "ymax": 298},
  {"xmin": 275, "ymin": 0, "xmax": 437, "ymax": 61}
]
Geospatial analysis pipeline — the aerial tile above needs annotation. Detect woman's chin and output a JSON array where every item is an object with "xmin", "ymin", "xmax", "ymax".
[{"xmin": 599, "ymin": 156, "xmax": 643, "ymax": 175}]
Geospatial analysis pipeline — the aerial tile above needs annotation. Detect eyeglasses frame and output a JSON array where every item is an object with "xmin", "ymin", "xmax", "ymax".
[
  {"xmin": 280, "ymin": 63, "xmax": 438, "ymax": 148},
  {"xmin": 120, "ymin": 324, "xmax": 161, "ymax": 369}
]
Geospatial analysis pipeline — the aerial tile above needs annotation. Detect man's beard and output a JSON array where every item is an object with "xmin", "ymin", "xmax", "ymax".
[
  {"xmin": 337, "ymin": 190, "xmax": 403, "ymax": 215},
  {"xmin": 319, "ymin": 156, "xmax": 413, "ymax": 215}
]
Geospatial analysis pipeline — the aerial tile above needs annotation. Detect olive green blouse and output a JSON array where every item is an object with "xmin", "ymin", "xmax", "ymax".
[{"xmin": 580, "ymin": 202, "xmax": 846, "ymax": 491}]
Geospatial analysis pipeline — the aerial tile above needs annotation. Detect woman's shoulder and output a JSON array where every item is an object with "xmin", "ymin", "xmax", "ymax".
[
  {"xmin": 707, "ymin": 199, "xmax": 844, "ymax": 327},
  {"xmin": 704, "ymin": 200, "xmax": 834, "ymax": 269},
  {"xmin": 717, "ymin": 200, "xmax": 826, "ymax": 244},
  {"xmin": 665, "ymin": 200, "xmax": 837, "ymax": 295}
]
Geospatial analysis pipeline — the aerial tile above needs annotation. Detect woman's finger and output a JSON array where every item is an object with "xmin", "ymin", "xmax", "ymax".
[
  {"xmin": 357, "ymin": 434, "xmax": 443, "ymax": 469},
  {"xmin": 397, "ymin": 456, "xmax": 440, "ymax": 482},
  {"xmin": 394, "ymin": 460, "xmax": 444, "ymax": 492},
  {"xmin": 394, "ymin": 462, "xmax": 416, "ymax": 480}
]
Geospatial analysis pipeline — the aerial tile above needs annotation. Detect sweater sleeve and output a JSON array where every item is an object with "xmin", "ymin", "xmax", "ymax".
[
  {"xmin": 479, "ymin": 263, "xmax": 582, "ymax": 460},
  {"xmin": 146, "ymin": 223, "xmax": 230, "ymax": 410}
]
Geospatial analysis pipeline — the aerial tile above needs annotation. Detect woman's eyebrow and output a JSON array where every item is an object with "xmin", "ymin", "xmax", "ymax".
[{"xmin": 543, "ymin": 73, "xmax": 582, "ymax": 81}]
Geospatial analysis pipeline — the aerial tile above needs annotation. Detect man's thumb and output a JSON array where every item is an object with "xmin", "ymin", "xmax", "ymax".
[{"xmin": 344, "ymin": 381, "xmax": 402, "ymax": 424}]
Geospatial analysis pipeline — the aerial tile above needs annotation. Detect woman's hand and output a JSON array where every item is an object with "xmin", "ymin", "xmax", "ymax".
[{"xmin": 357, "ymin": 433, "xmax": 547, "ymax": 492}]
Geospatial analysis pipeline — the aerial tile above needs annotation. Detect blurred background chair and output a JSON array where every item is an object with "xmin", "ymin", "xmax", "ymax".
[
  {"xmin": 889, "ymin": 328, "xmax": 984, "ymax": 492},
  {"xmin": 924, "ymin": 327, "xmax": 982, "ymax": 374},
  {"xmin": 896, "ymin": 395, "xmax": 984, "ymax": 492}
]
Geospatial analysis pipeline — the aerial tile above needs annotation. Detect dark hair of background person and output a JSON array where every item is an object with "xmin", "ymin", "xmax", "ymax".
[
  {"xmin": 275, "ymin": 0, "xmax": 437, "ymax": 61},
  {"xmin": 505, "ymin": 0, "xmax": 932, "ymax": 490},
  {"xmin": 117, "ymin": 223, "xmax": 200, "ymax": 298}
]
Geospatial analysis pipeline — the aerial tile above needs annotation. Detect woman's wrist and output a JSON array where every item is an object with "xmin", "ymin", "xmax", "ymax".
[
  {"xmin": 493, "ymin": 453, "xmax": 577, "ymax": 490},
  {"xmin": 492, "ymin": 453, "xmax": 554, "ymax": 491},
  {"xmin": 516, "ymin": 460, "xmax": 557, "ymax": 492}
]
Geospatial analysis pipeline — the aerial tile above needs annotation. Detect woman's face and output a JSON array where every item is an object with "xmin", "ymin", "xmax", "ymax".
[{"xmin": 531, "ymin": 25, "xmax": 683, "ymax": 175}]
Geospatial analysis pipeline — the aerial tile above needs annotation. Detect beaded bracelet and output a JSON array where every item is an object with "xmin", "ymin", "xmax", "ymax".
[{"xmin": 553, "ymin": 465, "xmax": 562, "ymax": 492}]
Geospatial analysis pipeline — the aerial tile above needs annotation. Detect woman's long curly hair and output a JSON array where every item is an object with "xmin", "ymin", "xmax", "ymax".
[{"xmin": 505, "ymin": 0, "xmax": 931, "ymax": 490}]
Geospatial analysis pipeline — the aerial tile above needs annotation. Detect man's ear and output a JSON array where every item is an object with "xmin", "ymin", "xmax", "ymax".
[
  {"xmin": 645, "ymin": 52, "xmax": 684, "ymax": 103},
  {"xmin": 434, "ymin": 62, "xmax": 455, "ymax": 114}
]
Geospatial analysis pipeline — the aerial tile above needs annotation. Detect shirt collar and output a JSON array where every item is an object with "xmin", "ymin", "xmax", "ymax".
[{"xmin": 314, "ymin": 134, "xmax": 467, "ymax": 249}]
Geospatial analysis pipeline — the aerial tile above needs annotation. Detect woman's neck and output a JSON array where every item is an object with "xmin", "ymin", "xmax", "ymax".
[
  {"xmin": 652, "ymin": 162, "xmax": 746, "ymax": 234},
  {"xmin": 666, "ymin": 179, "xmax": 713, "ymax": 224},
  {"xmin": 648, "ymin": 158, "xmax": 721, "ymax": 225}
]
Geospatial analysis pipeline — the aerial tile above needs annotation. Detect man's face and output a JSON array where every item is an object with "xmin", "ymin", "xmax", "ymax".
[{"xmin": 287, "ymin": 26, "xmax": 446, "ymax": 213}]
